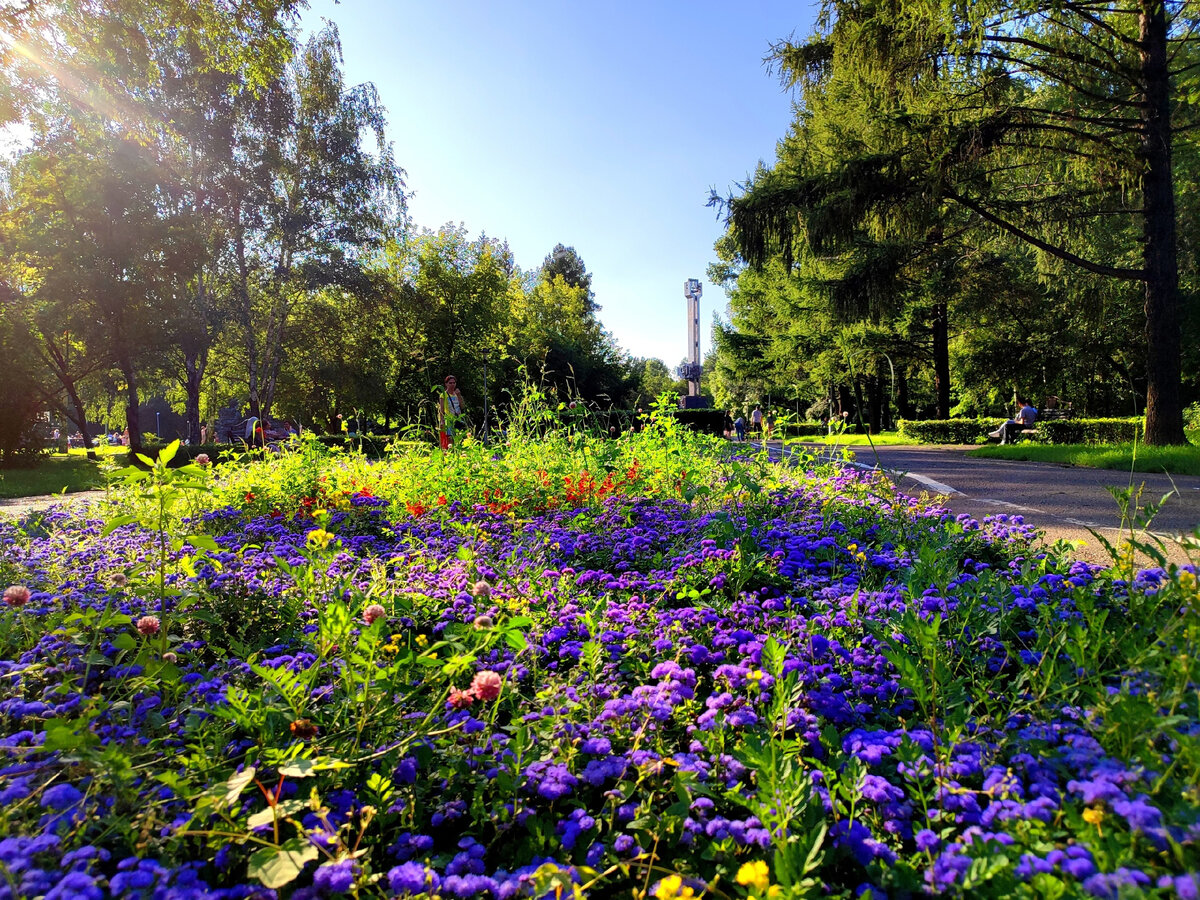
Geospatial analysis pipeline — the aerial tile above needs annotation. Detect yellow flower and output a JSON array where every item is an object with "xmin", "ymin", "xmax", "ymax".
[
  {"xmin": 1082, "ymin": 807, "xmax": 1105, "ymax": 827},
  {"xmin": 736, "ymin": 860, "xmax": 770, "ymax": 893},
  {"xmin": 1178, "ymin": 570, "xmax": 1197, "ymax": 593},
  {"xmin": 652, "ymin": 875, "xmax": 695, "ymax": 899},
  {"xmin": 306, "ymin": 528, "xmax": 334, "ymax": 551},
  {"xmin": 415, "ymin": 634, "xmax": 429, "ymax": 647}
]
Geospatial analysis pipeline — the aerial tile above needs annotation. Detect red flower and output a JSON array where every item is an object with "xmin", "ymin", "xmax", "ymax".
[
  {"xmin": 244, "ymin": 492, "xmax": 255, "ymax": 503},
  {"xmin": 437, "ymin": 495, "xmax": 447, "ymax": 505}
]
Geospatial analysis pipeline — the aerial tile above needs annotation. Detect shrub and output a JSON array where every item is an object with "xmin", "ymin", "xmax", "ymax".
[
  {"xmin": 898, "ymin": 418, "xmax": 993, "ymax": 444},
  {"xmin": 1184, "ymin": 402, "xmax": 1200, "ymax": 432},
  {"xmin": 673, "ymin": 408, "xmax": 729, "ymax": 435},
  {"xmin": 1031, "ymin": 417, "xmax": 1144, "ymax": 444}
]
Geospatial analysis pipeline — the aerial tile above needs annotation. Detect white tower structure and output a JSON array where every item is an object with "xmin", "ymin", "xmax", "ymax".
[{"xmin": 679, "ymin": 278, "xmax": 703, "ymax": 398}]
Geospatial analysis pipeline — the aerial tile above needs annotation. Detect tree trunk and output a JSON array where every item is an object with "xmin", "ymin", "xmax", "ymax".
[
  {"xmin": 184, "ymin": 348, "xmax": 206, "ymax": 445},
  {"xmin": 932, "ymin": 300, "xmax": 951, "ymax": 419},
  {"xmin": 897, "ymin": 368, "xmax": 913, "ymax": 420},
  {"xmin": 41, "ymin": 346, "xmax": 98, "ymax": 460},
  {"xmin": 866, "ymin": 372, "xmax": 883, "ymax": 434},
  {"xmin": 852, "ymin": 378, "xmax": 867, "ymax": 431},
  {"xmin": 61, "ymin": 378, "xmax": 97, "ymax": 461},
  {"xmin": 837, "ymin": 383, "xmax": 853, "ymax": 419},
  {"xmin": 234, "ymin": 202, "xmax": 261, "ymax": 422},
  {"xmin": 1139, "ymin": 0, "xmax": 1187, "ymax": 444},
  {"xmin": 119, "ymin": 352, "xmax": 142, "ymax": 453}
]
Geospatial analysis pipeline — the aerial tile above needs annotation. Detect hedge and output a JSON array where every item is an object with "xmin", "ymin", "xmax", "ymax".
[
  {"xmin": 898, "ymin": 418, "xmax": 993, "ymax": 444},
  {"xmin": 1030, "ymin": 417, "xmax": 1144, "ymax": 444}
]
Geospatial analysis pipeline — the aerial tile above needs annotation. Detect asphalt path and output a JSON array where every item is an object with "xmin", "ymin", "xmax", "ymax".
[{"xmin": 759, "ymin": 441, "xmax": 1200, "ymax": 566}]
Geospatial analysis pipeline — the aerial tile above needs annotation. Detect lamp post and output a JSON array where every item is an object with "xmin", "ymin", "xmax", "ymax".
[
  {"xmin": 156, "ymin": 412, "xmax": 161, "ymax": 439},
  {"xmin": 481, "ymin": 349, "xmax": 490, "ymax": 445}
]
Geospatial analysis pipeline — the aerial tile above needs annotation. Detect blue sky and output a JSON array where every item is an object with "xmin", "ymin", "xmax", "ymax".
[{"xmin": 302, "ymin": 0, "xmax": 816, "ymax": 366}]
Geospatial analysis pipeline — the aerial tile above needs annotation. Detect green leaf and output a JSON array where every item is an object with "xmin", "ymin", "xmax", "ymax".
[
  {"xmin": 160, "ymin": 440, "xmax": 181, "ymax": 465},
  {"xmin": 278, "ymin": 759, "xmax": 319, "ymax": 778},
  {"xmin": 247, "ymin": 839, "xmax": 319, "ymax": 889},
  {"xmin": 111, "ymin": 633, "xmax": 137, "ymax": 652},
  {"xmin": 185, "ymin": 534, "xmax": 221, "ymax": 553},
  {"xmin": 222, "ymin": 766, "xmax": 257, "ymax": 809},
  {"xmin": 246, "ymin": 798, "xmax": 309, "ymax": 829},
  {"xmin": 42, "ymin": 719, "xmax": 97, "ymax": 752},
  {"xmin": 101, "ymin": 515, "xmax": 140, "ymax": 537},
  {"xmin": 504, "ymin": 630, "xmax": 527, "ymax": 651}
]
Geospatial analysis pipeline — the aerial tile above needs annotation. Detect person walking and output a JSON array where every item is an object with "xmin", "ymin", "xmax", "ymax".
[
  {"xmin": 750, "ymin": 405, "xmax": 763, "ymax": 436},
  {"xmin": 733, "ymin": 413, "xmax": 746, "ymax": 442},
  {"xmin": 765, "ymin": 409, "xmax": 777, "ymax": 440},
  {"xmin": 438, "ymin": 375, "xmax": 467, "ymax": 450}
]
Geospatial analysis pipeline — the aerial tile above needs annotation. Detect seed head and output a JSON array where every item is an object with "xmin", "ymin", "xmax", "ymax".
[
  {"xmin": 136, "ymin": 615, "xmax": 161, "ymax": 636},
  {"xmin": 363, "ymin": 603, "xmax": 387, "ymax": 626},
  {"xmin": 471, "ymin": 581, "xmax": 492, "ymax": 599}
]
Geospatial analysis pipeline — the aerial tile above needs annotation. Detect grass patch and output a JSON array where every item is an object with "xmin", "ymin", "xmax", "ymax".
[
  {"xmin": 784, "ymin": 431, "xmax": 917, "ymax": 446},
  {"xmin": 968, "ymin": 439, "xmax": 1200, "ymax": 476},
  {"xmin": 0, "ymin": 455, "xmax": 107, "ymax": 499}
]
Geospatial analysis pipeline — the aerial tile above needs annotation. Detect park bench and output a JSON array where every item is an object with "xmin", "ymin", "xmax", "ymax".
[{"xmin": 996, "ymin": 400, "xmax": 1074, "ymax": 444}]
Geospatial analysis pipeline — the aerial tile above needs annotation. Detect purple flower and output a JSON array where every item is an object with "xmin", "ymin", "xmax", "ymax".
[
  {"xmin": 40, "ymin": 784, "xmax": 83, "ymax": 810},
  {"xmin": 389, "ymin": 862, "xmax": 441, "ymax": 895},
  {"xmin": 313, "ymin": 860, "xmax": 356, "ymax": 894},
  {"xmin": 914, "ymin": 829, "xmax": 940, "ymax": 852}
]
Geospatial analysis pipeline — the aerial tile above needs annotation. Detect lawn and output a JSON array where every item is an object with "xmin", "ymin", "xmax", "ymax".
[
  {"xmin": 0, "ymin": 404, "xmax": 1197, "ymax": 898},
  {"xmin": 968, "ymin": 438, "xmax": 1200, "ymax": 476},
  {"xmin": 785, "ymin": 432, "xmax": 916, "ymax": 447},
  {"xmin": 0, "ymin": 454, "xmax": 108, "ymax": 499}
]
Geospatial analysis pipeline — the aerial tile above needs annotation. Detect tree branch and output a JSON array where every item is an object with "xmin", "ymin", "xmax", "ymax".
[{"xmin": 945, "ymin": 189, "xmax": 1145, "ymax": 280}]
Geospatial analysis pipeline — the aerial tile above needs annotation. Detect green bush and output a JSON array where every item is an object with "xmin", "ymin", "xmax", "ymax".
[
  {"xmin": 673, "ymin": 408, "xmax": 730, "ymax": 435},
  {"xmin": 898, "ymin": 418, "xmax": 993, "ymax": 444},
  {"xmin": 1031, "ymin": 416, "xmax": 1144, "ymax": 444},
  {"xmin": 1184, "ymin": 402, "xmax": 1200, "ymax": 432}
]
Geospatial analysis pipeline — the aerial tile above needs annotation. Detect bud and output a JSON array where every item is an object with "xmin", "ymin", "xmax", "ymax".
[
  {"xmin": 472, "ymin": 615, "xmax": 494, "ymax": 630},
  {"xmin": 3, "ymin": 585, "xmax": 31, "ymax": 608},
  {"xmin": 163, "ymin": 651, "xmax": 178, "ymax": 663},
  {"xmin": 471, "ymin": 581, "xmax": 492, "ymax": 599},
  {"xmin": 289, "ymin": 718, "xmax": 318, "ymax": 740},
  {"xmin": 109, "ymin": 573, "xmax": 128, "ymax": 588}
]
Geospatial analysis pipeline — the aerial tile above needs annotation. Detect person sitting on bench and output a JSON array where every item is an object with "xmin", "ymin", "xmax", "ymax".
[{"xmin": 990, "ymin": 396, "xmax": 1037, "ymax": 443}]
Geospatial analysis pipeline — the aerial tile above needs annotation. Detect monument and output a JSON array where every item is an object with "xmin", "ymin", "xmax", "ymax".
[{"xmin": 677, "ymin": 278, "xmax": 710, "ymax": 408}]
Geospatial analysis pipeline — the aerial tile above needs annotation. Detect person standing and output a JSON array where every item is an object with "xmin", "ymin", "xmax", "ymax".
[
  {"xmin": 750, "ymin": 405, "xmax": 763, "ymax": 436},
  {"xmin": 733, "ymin": 413, "xmax": 746, "ymax": 442},
  {"xmin": 438, "ymin": 375, "xmax": 466, "ymax": 450}
]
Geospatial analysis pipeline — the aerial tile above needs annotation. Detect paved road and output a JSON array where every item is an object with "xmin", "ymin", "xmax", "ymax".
[{"xmin": 764, "ymin": 442, "xmax": 1200, "ymax": 566}]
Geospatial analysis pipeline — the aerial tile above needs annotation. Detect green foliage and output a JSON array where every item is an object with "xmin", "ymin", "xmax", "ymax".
[
  {"xmin": 898, "ymin": 418, "xmax": 993, "ymax": 444},
  {"xmin": 1031, "ymin": 417, "xmax": 1146, "ymax": 445}
]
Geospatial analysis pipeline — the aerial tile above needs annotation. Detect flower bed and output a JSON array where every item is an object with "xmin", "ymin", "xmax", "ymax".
[{"xmin": 0, "ymin": 420, "xmax": 1197, "ymax": 899}]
